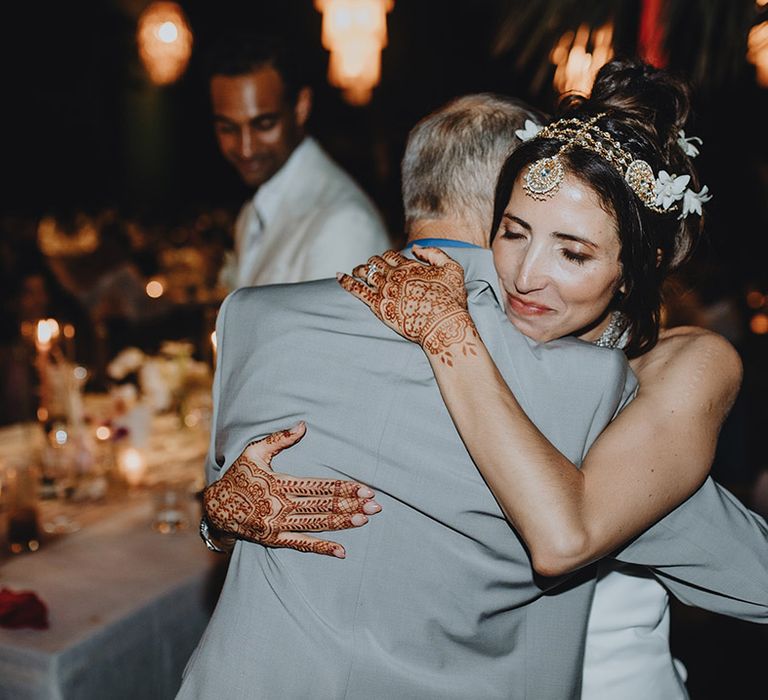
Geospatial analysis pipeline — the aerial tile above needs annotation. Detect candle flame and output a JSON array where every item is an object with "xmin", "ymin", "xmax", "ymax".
[
  {"xmin": 119, "ymin": 447, "xmax": 147, "ymax": 487},
  {"xmin": 36, "ymin": 319, "xmax": 53, "ymax": 348}
]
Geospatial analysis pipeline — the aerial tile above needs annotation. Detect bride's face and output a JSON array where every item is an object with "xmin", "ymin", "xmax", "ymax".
[{"xmin": 491, "ymin": 172, "xmax": 624, "ymax": 344}]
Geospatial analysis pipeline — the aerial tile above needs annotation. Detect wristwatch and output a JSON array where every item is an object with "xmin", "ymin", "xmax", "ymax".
[{"xmin": 199, "ymin": 515, "xmax": 236, "ymax": 554}]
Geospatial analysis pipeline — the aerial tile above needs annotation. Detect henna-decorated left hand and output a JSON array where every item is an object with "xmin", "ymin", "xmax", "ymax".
[
  {"xmin": 337, "ymin": 246, "xmax": 479, "ymax": 366},
  {"xmin": 204, "ymin": 422, "xmax": 380, "ymax": 558}
]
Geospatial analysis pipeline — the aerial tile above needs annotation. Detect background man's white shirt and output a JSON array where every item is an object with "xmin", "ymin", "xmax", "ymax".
[{"xmin": 230, "ymin": 137, "xmax": 389, "ymax": 288}]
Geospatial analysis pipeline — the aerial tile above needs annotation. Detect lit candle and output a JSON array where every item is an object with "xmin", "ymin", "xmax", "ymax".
[
  {"xmin": 35, "ymin": 319, "xmax": 53, "ymax": 353},
  {"xmin": 118, "ymin": 447, "xmax": 147, "ymax": 487},
  {"xmin": 35, "ymin": 320, "xmax": 54, "ymax": 421}
]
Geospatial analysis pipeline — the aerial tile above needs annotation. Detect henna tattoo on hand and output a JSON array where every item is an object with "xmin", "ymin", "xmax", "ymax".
[
  {"xmin": 203, "ymin": 426, "xmax": 377, "ymax": 557},
  {"xmin": 339, "ymin": 249, "xmax": 479, "ymax": 365},
  {"xmin": 205, "ymin": 458, "xmax": 368, "ymax": 544}
]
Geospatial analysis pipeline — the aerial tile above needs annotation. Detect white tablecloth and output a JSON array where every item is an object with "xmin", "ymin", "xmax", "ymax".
[
  {"xmin": 0, "ymin": 493, "xmax": 221, "ymax": 700},
  {"xmin": 0, "ymin": 416, "xmax": 221, "ymax": 700}
]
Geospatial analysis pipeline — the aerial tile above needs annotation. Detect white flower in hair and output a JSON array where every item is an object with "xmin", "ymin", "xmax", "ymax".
[
  {"xmin": 515, "ymin": 119, "xmax": 543, "ymax": 141},
  {"xmin": 679, "ymin": 185, "xmax": 712, "ymax": 219},
  {"xmin": 677, "ymin": 130, "xmax": 703, "ymax": 158},
  {"xmin": 654, "ymin": 171, "xmax": 690, "ymax": 210}
]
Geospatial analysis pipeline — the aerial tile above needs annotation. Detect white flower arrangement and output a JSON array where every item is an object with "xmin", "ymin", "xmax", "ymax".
[
  {"xmin": 654, "ymin": 171, "xmax": 691, "ymax": 211},
  {"xmin": 107, "ymin": 347, "xmax": 146, "ymax": 381},
  {"xmin": 677, "ymin": 130, "xmax": 703, "ymax": 158},
  {"xmin": 107, "ymin": 344, "xmax": 211, "ymax": 415},
  {"xmin": 515, "ymin": 119, "xmax": 543, "ymax": 142},
  {"xmin": 679, "ymin": 185, "xmax": 712, "ymax": 220}
]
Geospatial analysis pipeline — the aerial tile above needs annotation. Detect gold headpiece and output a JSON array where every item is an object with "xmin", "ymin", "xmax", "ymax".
[{"xmin": 522, "ymin": 113, "xmax": 663, "ymax": 213}]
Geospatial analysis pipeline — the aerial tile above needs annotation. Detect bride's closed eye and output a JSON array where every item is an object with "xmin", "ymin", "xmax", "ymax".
[
  {"xmin": 499, "ymin": 227, "xmax": 526, "ymax": 241},
  {"xmin": 560, "ymin": 248, "xmax": 590, "ymax": 265}
]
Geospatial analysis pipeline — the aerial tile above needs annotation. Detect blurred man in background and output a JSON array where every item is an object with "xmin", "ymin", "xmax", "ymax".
[{"xmin": 205, "ymin": 33, "xmax": 390, "ymax": 289}]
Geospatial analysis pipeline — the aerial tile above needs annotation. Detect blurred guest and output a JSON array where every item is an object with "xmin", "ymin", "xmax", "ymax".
[{"xmin": 204, "ymin": 32, "xmax": 390, "ymax": 289}]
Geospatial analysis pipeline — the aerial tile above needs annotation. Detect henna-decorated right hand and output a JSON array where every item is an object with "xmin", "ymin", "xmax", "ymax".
[
  {"xmin": 203, "ymin": 422, "xmax": 381, "ymax": 558},
  {"xmin": 337, "ymin": 247, "xmax": 479, "ymax": 366}
]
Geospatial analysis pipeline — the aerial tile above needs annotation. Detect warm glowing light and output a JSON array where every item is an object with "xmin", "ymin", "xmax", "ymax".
[
  {"xmin": 36, "ymin": 320, "xmax": 53, "ymax": 348},
  {"xmin": 63, "ymin": 323, "xmax": 76, "ymax": 339},
  {"xmin": 54, "ymin": 429, "xmax": 68, "ymax": 445},
  {"xmin": 184, "ymin": 412, "xmax": 200, "ymax": 428},
  {"xmin": 748, "ymin": 22, "xmax": 768, "ymax": 88},
  {"xmin": 747, "ymin": 290, "xmax": 766, "ymax": 309},
  {"xmin": 95, "ymin": 426, "xmax": 112, "ymax": 441},
  {"xmin": 551, "ymin": 22, "xmax": 614, "ymax": 96},
  {"xmin": 315, "ymin": 0, "xmax": 394, "ymax": 105},
  {"xmin": 137, "ymin": 2, "xmax": 193, "ymax": 86},
  {"xmin": 751, "ymin": 313, "xmax": 768, "ymax": 335},
  {"xmin": 35, "ymin": 319, "xmax": 56, "ymax": 351},
  {"xmin": 37, "ymin": 407, "xmax": 49, "ymax": 422},
  {"xmin": 118, "ymin": 447, "xmax": 147, "ymax": 487},
  {"xmin": 210, "ymin": 330, "xmax": 218, "ymax": 367},
  {"xmin": 146, "ymin": 279, "xmax": 165, "ymax": 298},
  {"xmin": 158, "ymin": 21, "xmax": 178, "ymax": 43}
]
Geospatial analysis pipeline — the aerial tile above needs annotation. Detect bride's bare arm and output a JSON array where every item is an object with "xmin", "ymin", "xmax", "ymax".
[{"xmin": 339, "ymin": 248, "xmax": 742, "ymax": 576}]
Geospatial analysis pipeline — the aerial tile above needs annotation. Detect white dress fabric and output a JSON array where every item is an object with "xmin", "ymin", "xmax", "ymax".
[
  {"xmin": 582, "ymin": 560, "xmax": 689, "ymax": 699},
  {"xmin": 231, "ymin": 136, "xmax": 390, "ymax": 289},
  {"xmin": 583, "ymin": 322, "xmax": 688, "ymax": 699}
]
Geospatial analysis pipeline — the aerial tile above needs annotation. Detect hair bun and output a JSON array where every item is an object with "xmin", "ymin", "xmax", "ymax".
[{"xmin": 587, "ymin": 59, "xmax": 691, "ymax": 156}]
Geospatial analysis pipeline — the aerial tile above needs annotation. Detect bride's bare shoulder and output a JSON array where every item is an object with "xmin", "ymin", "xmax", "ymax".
[{"xmin": 631, "ymin": 325, "xmax": 742, "ymax": 399}]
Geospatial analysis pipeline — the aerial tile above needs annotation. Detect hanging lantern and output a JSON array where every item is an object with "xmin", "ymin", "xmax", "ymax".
[
  {"xmin": 748, "ymin": 21, "xmax": 768, "ymax": 87},
  {"xmin": 315, "ymin": 0, "xmax": 394, "ymax": 105},
  {"xmin": 550, "ymin": 22, "xmax": 614, "ymax": 97},
  {"xmin": 137, "ymin": 1, "xmax": 193, "ymax": 86}
]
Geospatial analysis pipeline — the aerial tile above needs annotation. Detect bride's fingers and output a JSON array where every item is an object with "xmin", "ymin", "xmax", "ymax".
[
  {"xmin": 244, "ymin": 422, "xmax": 307, "ymax": 465},
  {"xmin": 284, "ymin": 512, "xmax": 369, "ymax": 532},
  {"xmin": 381, "ymin": 249, "xmax": 408, "ymax": 267},
  {"xmin": 273, "ymin": 532, "xmax": 346, "ymax": 558},
  {"xmin": 411, "ymin": 245, "xmax": 454, "ymax": 267},
  {"xmin": 366, "ymin": 254, "xmax": 394, "ymax": 272},
  {"xmin": 411, "ymin": 246, "xmax": 466, "ymax": 283},
  {"xmin": 353, "ymin": 263, "xmax": 385, "ymax": 288},
  {"xmin": 337, "ymin": 273, "xmax": 380, "ymax": 308},
  {"xmin": 274, "ymin": 474, "xmax": 372, "ymax": 500},
  {"xmin": 290, "ymin": 496, "xmax": 381, "ymax": 515}
]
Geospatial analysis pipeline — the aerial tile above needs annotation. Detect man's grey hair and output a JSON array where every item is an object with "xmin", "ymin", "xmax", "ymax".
[{"xmin": 402, "ymin": 94, "xmax": 543, "ymax": 235}]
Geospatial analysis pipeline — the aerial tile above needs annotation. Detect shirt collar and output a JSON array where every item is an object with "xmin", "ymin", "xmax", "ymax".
[{"xmin": 403, "ymin": 238, "xmax": 482, "ymax": 250}]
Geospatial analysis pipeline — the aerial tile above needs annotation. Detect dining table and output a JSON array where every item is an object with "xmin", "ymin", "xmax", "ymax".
[{"xmin": 0, "ymin": 411, "xmax": 225, "ymax": 700}]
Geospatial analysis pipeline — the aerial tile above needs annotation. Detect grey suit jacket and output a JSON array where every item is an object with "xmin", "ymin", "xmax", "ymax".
[{"xmin": 178, "ymin": 248, "xmax": 768, "ymax": 700}]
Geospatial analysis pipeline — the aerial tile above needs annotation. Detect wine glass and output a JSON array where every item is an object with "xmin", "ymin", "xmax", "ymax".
[{"xmin": 40, "ymin": 422, "xmax": 81, "ymax": 534}]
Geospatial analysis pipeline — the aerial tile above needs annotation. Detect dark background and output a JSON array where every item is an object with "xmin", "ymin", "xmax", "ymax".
[{"xmin": 1, "ymin": 2, "xmax": 766, "ymax": 695}]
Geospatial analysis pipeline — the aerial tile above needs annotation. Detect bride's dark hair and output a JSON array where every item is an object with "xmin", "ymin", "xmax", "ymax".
[{"xmin": 490, "ymin": 59, "xmax": 703, "ymax": 358}]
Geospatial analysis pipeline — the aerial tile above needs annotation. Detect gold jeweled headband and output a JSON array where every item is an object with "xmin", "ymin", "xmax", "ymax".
[{"xmin": 522, "ymin": 113, "xmax": 664, "ymax": 213}]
